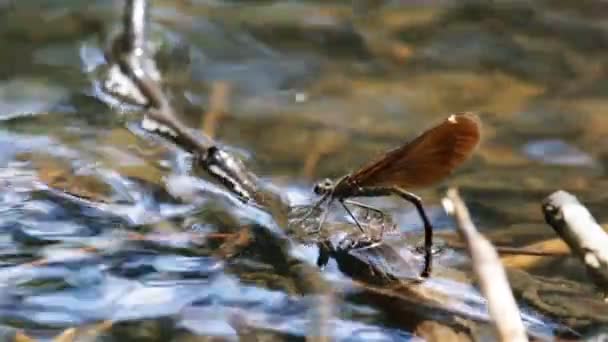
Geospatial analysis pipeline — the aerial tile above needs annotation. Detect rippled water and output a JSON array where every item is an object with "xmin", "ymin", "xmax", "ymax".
[{"xmin": 0, "ymin": 0, "xmax": 608, "ymax": 340}]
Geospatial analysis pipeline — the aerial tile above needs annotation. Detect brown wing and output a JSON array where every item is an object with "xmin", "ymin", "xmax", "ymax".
[{"xmin": 350, "ymin": 112, "xmax": 481, "ymax": 189}]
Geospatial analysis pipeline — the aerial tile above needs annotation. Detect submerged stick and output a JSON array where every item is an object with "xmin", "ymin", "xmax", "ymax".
[
  {"xmin": 108, "ymin": 2, "xmax": 333, "ymax": 341},
  {"xmin": 542, "ymin": 190, "xmax": 608, "ymax": 292},
  {"xmin": 443, "ymin": 188, "xmax": 528, "ymax": 342},
  {"xmin": 111, "ymin": 0, "xmax": 263, "ymax": 204},
  {"xmin": 446, "ymin": 240, "xmax": 569, "ymax": 257}
]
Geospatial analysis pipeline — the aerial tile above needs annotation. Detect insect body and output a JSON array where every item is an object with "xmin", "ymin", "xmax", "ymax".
[{"xmin": 309, "ymin": 113, "xmax": 481, "ymax": 278}]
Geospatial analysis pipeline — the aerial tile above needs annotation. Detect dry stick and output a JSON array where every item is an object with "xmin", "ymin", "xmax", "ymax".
[
  {"xmin": 542, "ymin": 190, "xmax": 608, "ymax": 292},
  {"xmin": 113, "ymin": 0, "xmax": 261, "ymax": 203},
  {"xmin": 446, "ymin": 240, "xmax": 569, "ymax": 257},
  {"xmin": 202, "ymin": 81, "xmax": 230, "ymax": 139},
  {"xmin": 110, "ymin": 2, "xmax": 333, "ymax": 341},
  {"xmin": 500, "ymin": 238, "xmax": 570, "ymax": 269},
  {"xmin": 301, "ymin": 131, "xmax": 347, "ymax": 180},
  {"xmin": 443, "ymin": 188, "xmax": 528, "ymax": 342},
  {"xmin": 112, "ymin": 0, "xmax": 285, "ymax": 249}
]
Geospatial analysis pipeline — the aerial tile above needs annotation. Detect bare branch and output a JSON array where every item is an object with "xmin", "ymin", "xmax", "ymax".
[
  {"xmin": 122, "ymin": 0, "xmax": 147, "ymax": 56},
  {"xmin": 104, "ymin": 2, "xmax": 335, "ymax": 341},
  {"xmin": 109, "ymin": 0, "xmax": 264, "ymax": 205},
  {"xmin": 443, "ymin": 188, "xmax": 528, "ymax": 342},
  {"xmin": 542, "ymin": 190, "xmax": 608, "ymax": 292},
  {"xmin": 202, "ymin": 81, "xmax": 231, "ymax": 139},
  {"xmin": 445, "ymin": 240, "xmax": 569, "ymax": 257}
]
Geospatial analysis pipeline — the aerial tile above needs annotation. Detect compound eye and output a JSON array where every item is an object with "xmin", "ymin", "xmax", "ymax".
[
  {"xmin": 313, "ymin": 179, "xmax": 333, "ymax": 195},
  {"xmin": 313, "ymin": 183, "xmax": 322, "ymax": 194}
]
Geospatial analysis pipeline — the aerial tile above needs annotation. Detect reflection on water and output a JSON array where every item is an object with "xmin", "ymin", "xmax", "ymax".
[{"xmin": 0, "ymin": 0, "xmax": 606, "ymax": 339}]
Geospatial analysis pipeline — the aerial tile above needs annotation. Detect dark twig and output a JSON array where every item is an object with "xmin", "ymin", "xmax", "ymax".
[
  {"xmin": 107, "ymin": 1, "xmax": 333, "ymax": 340},
  {"xmin": 542, "ymin": 190, "xmax": 608, "ymax": 293},
  {"xmin": 111, "ymin": 0, "xmax": 260, "ymax": 204},
  {"xmin": 443, "ymin": 188, "xmax": 528, "ymax": 342}
]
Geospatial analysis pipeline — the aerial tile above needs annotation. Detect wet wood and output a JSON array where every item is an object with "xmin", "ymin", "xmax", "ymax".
[{"xmin": 110, "ymin": 2, "xmax": 335, "ymax": 341}]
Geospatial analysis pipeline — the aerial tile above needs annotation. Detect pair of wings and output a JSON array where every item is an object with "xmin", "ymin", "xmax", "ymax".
[{"xmin": 349, "ymin": 112, "xmax": 481, "ymax": 189}]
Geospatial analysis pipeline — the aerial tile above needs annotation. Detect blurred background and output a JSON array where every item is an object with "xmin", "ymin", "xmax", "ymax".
[{"xmin": 0, "ymin": 0, "xmax": 607, "ymax": 340}]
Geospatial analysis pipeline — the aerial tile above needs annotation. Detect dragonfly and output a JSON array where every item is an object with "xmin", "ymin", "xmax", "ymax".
[{"xmin": 298, "ymin": 112, "xmax": 481, "ymax": 278}]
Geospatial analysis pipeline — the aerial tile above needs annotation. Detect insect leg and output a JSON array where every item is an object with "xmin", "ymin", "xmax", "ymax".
[
  {"xmin": 354, "ymin": 186, "xmax": 433, "ymax": 278},
  {"xmin": 315, "ymin": 198, "xmax": 333, "ymax": 233},
  {"xmin": 339, "ymin": 199, "xmax": 366, "ymax": 234},
  {"xmin": 293, "ymin": 193, "xmax": 329, "ymax": 226},
  {"xmin": 343, "ymin": 200, "xmax": 385, "ymax": 219},
  {"xmin": 343, "ymin": 199, "xmax": 391, "ymax": 235},
  {"xmin": 389, "ymin": 187, "xmax": 433, "ymax": 278}
]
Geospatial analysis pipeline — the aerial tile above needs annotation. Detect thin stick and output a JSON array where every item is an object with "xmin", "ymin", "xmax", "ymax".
[
  {"xmin": 112, "ymin": 0, "xmax": 260, "ymax": 203},
  {"xmin": 542, "ymin": 190, "xmax": 608, "ymax": 292},
  {"xmin": 122, "ymin": 0, "xmax": 147, "ymax": 55},
  {"xmin": 202, "ymin": 81, "xmax": 230, "ymax": 139},
  {"xmin": 443, "ymin": 188, "xmax": 528, "ymax": 342},
  {"xmin": 109, "ymin": 2, "xmax": 334, "ymax": 341},
  {"xmin": 445, "ymin": 241, "xmax": 570, "ymax": 257}
]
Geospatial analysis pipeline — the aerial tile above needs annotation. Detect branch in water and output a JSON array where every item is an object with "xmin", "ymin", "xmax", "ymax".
[
  {"xmin": 443, "ymin": 188, "xmax": 528, "ymax": 342},
  {"xmin": 105, "ymin": 2, "xmax": 334, "ymax": 341},
  {"xmin": 445, "ymin": 240, "xmax": 569, "ymax": 257}
]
